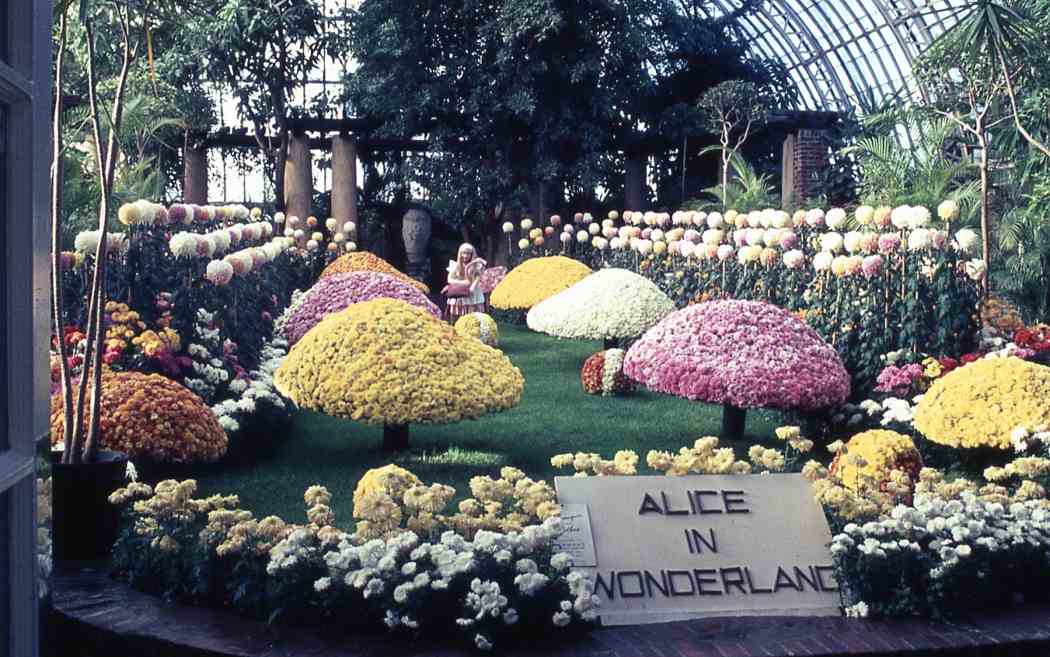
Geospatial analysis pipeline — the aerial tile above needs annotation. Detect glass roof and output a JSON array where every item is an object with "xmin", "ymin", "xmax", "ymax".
[{"xmin": 699, "ymin": 0, "xmax": 972, "ymax": 111}]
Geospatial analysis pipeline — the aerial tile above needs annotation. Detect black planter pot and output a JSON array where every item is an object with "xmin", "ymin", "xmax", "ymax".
[{"xmin": 50, "ymin": 450, "xmax": 128, "ymax": 564}]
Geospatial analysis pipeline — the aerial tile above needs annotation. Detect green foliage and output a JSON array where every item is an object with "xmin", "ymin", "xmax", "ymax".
[
  {"xmin": 687, "ymin": 150, "xmax": 776, "ymax": 213},
  {"xmin": 346, "ymin": 0, "xmax": 793, "ymax": 235},
  {"xmin": 845, "ymin": 114, "xmax": 980, "ymax": 219},
  {"xmin": 697, "ymin": 80, "xmax": 769, "ymax": 140}
]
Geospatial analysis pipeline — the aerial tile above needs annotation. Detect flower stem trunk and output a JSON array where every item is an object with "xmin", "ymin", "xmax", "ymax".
[
  {"xmin": 721, "ymin": 404, "xmax": 747, "ymax": 440},
  {"xmin": 383, "ymin": 423, "xmax": 409, "ymax": 451}
]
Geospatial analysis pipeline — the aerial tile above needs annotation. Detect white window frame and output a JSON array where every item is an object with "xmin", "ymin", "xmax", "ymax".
[{"xmin": 1, "ymin": 0, "xmax": 51, "ymax": 655}]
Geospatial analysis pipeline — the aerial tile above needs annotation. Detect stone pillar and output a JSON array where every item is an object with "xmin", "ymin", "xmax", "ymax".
[
  {"xmin": 625, "ymin": 154, "xmax": 646, "ymax": 211},
  {"xmin": 791, "ymin": 129, "xmax": 828, "ymax": 204},
  {"xmin": 401, "ymin": 208, "xmax": 432, "ymax": 281},
  {"xmin": 781, "ymin": 133, "xmax": 796, "ymax": 207},
  {"xmin": 331, "ymin": 135, "xmax": 359, "ymax": 232},
  {"xmin": 183, "ymin": 142, "xmax": 208, "ymax": 204},
  {"xmin": 284, "ymin": 133, "xmax": 312, "ymax": 222}
]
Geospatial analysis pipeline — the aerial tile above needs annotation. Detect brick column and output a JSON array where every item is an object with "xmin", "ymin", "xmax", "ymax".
[
  {"xmin": 780, "ymin": 134, "xmax": 795, "ymax": 207},
  {"xmin": 284, "ymin": 133, "xmax": 312, "ymax": 222},
  {"xmin": 791, "ymin": 129, "xmax": 828, "ymax": 204}
]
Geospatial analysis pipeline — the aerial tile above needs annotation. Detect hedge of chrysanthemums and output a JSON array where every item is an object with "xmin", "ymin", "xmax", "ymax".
[
  {"xmin": 500, "ymin": 205, "xmax": 983, "ymax": 394},
  {"xmin": 53, "ymin": 201, "xmax": 361, "ymax": 462}
]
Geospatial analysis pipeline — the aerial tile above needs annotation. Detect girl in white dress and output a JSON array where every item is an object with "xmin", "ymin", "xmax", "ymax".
[{"xmin": 445, "ymin": 243, "xmax": 487, "ymax": 321}]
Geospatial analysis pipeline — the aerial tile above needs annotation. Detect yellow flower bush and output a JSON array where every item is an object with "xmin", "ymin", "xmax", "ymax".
[
  {"xmin": 828, "ymin": 430, "xmax": 923, "ymax": 497},
  {"xmin": 104, "ymin": 302, "xmax": 146, "ymax": 350},
  {"xmin": 914, "ymin": 358, "xmax": 1050, "ymax": 449},
  {"xmin": 347, "ymin": 464, "xmax": 557, "ymax": 540},
  {"xmin": 353, "ymin": 464, "xmax": 421, "ymax": 511},
  {"xmin": 132, "ymin": 327, "xmax": 181, "ymax": 357},
  {"xmin": 454, "ymin": 312, "xmax": 499, "ymax": 347},
  {"xmin": 50, "ymin": 370, "xmax": 228, "ymax": 463},
  {"xmin": 275, "ymin": 299, "xmax": 524, "ymax": 426},
  {"xmin": 550, "ymin": 450, "xmax": 640, "ymax": 476},
  {"xmin": 319, "ymin": 252, "xmax": 429, "ymax": 293},
  {"xmin": 489, "ymin": 256, "xmax": 592, "ymax": 310}
]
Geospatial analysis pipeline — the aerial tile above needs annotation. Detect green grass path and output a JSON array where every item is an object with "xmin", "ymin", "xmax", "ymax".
[{"xmin": 193, "ymin": 324, "xmax": 783, "ymax": 523}]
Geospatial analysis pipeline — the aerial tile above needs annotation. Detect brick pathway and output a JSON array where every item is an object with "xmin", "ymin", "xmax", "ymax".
[{"xmin": 48, "ymin": 571, "xmax": 1050, "ymax": 657}]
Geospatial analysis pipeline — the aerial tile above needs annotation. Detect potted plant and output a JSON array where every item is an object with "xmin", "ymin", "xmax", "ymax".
[{"xmin": 48, "ymin": 2, "xmax": 133, "ymax": 563}]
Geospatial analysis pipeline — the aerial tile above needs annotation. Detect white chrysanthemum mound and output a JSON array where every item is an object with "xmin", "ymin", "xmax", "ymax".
[{"xmin": 526, "ymin": 268, "xmax": 675, "ymax": 340}]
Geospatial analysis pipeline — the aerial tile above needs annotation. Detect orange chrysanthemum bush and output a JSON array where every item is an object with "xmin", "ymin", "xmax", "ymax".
[
  {"xmin": 489, "ymin": 256, "xmax": 592, "ymax": 310},
  {"xmin": 980, "ymin": 296, "xmax": 1025, "ymax": 336},
  {"xmin": 828, "ymin": 430, "xmax": 923, "ymax": 501},
  {"xmin": 319, "ymin": 251, "xmax": 429, "ymax": 293},
  {"xmin": 50, "ymin": 370, "xmax": 227, "ymax": 463},
  {"xmin": 580, "ymin": 349, "xmax": 634, "ymax": 396}
]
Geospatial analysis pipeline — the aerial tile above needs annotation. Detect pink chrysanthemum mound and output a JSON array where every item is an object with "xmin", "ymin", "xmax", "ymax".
[
  {"xmin": 285, "ymin": 271, "xmax": 441, "ymax": 345},
  {"xmin": 480, "ymin": 266, "xmax": 508, "ymax": 294},
  {"xmin": 624, "ymin": 299, "xmax": 850, "ymax": 410}
]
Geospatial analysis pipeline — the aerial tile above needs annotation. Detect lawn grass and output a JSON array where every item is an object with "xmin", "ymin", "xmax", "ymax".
[{"xmin": 193, "ymin": 323, "xmax": 784, "ymax": 524}]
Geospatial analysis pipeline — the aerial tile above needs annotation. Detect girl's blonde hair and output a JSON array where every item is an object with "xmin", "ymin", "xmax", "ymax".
[{"xmin": 452, "ymin": 243, "xmax": 477, "ymax": 279}]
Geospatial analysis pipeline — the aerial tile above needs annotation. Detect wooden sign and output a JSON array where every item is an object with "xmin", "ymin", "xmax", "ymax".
[{"xmin": 555, "ymin": 474, "xmax": 841, "ymax": 625}]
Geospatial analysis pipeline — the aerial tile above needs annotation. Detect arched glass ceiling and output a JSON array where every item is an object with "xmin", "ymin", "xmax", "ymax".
[{"xmin": 695, "ymin": 0, "xmax": 973, "ymax": 112}]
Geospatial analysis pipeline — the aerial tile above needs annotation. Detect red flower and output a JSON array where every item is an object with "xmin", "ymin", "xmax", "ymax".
[
  {"xmin": 102, "ymin": 351, "xmax": 121, "ymax": 365},
  {"xmin": 938, "ymin": 357, "xmax": 959, "ymax": 374},
  {"xmin": 1014, "ymin": 328, "xmax": 1034, "ymax": 347},
  {"xmin": 960, "ymin": 353, "xmax": 981, "ymax": 364}
]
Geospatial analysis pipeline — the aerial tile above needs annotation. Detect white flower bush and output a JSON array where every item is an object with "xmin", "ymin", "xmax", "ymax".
[
  {"xmin": 211, "ymin": 336, "xmax": 289, "ymax": 435},
  {"xmin": 183, "ymin": 310, "xmax": 230, "ymax": 403},
  {"xmin": 526, "ymin": 268, "xmax": 675, "ymax": 339},
  {"xmin": 304, "ymin": 517, "xmax": 597, "ymax": 650},
  {"xmin": 831, "ymin": 491, "xmax": 1050, "ymax": 616}
]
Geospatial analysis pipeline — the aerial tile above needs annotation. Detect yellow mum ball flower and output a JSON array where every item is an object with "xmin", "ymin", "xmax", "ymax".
[
  {"xmin": 517, "ymin": 238, "xmax": 529, "ymax": 250},
  {"xmin": 274, "ymin": 299, "xmax": 524, "ymax": 449},
  {"xmin": 319, "ymin": 251, "xmax": 429, "ymax": 294},
  {"xmin": 454, "ymin": 312, "xmax": 499, "ymax": 347},
  {"xmin": 490, "ymin": 256, "xmax": 593, "ymax": 310},
  {"xmin": 914, "ymin": 358, "xmax": 1050, "ymax": 450},
  {"xmin": 829, "ymin": 430, "xmax": 923, "ymax": 499},
  {"xmin": 353, "ymin": 464, "xmax": 422, "ymax": 512}
]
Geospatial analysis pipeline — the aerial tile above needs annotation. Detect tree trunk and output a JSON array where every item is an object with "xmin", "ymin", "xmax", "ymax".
[
  {"xmin": 721, "ymin": 127, "xmax": 731, "ymax": 211},
  {"xmin": 720, "ymin": 403, "xmax": 746, "ymax": 440},
  {"xmin": 978, "ymin": 131, "xmax": 991, "ymax": 299},
  {"xmin": 383, "ymin": 424, "xmax": 409, "ymax": 451},
  {"xmin": 52, "ymin": 7, "xmax": 75, "ymax": 460}
]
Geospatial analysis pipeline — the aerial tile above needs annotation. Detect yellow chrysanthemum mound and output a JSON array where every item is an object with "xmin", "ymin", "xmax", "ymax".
[
  {"xmin": 352, "ymin": 464, "xmax": 422, "ymax": 512},
  {"xmin": 274, "ymin": 299, "xmax": 524, "ymax": 425},
  {"xmin": 454, "ymin": 312, "xmax": 499, "ymax": 347},
  {"xmin": 489, "ymin": 256, "xmax": 592, "ymax": 310},
  {"xmin": 829, "ymin": 430, "xmax": 923, "ymax": 495},
  {"xmin": 319, "ymin": 252, "xmax": 429, "ymax": 293},
  {"xmin": 914, "ymin": 358, "xmax": 1050, "ymax": 449}
]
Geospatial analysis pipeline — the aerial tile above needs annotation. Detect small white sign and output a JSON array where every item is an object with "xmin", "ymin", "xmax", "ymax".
[
  {"xmin": 553, "ymin": 503, "xmax": 598, "ymax": 567},
  {"xmin": 556, "ymin": 474, "xmax": 841, "ymax": 626}
]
